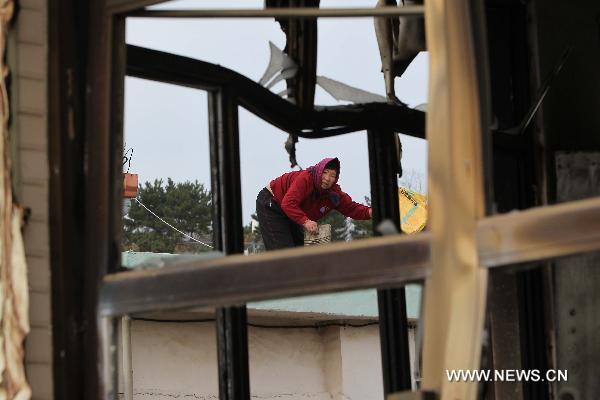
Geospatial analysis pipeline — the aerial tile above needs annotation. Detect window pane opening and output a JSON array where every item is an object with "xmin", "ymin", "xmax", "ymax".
[{"xmin": 121, "ymin": 77, "xmax": 219, "ymax": 270}]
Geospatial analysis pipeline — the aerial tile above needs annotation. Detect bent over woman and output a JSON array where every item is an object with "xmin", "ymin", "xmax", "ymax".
[{"xmin": 256, "ymin": 157, "xmax": 372, "ymax": 250}]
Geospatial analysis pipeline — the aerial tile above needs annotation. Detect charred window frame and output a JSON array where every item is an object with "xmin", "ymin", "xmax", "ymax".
[
  {"xmin": 47, "ymin": 1, "xmax": 600, "ymax": 400},
  {"xmin": 96, "ymin": 3, "xmax": 428, "ymax": 400}
]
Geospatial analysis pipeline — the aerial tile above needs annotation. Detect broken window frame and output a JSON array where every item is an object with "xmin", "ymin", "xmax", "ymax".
[{"xmin": 48, "ymin": 1, "xmax": 600, "ymax": 400}]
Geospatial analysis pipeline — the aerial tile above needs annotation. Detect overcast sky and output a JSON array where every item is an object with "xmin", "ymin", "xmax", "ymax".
[{"xmin": 124, "ymin": 0, "xmax": 428, "ymax": 224}]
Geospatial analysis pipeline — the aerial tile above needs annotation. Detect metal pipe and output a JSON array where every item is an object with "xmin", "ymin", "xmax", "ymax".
[
  {"xmin": 121, "ymin": 316, "xmax": 133, "ymax": 400},
  {"xmin": 128, "ymin": 5, "xmax": 424, "ymax": 19}
]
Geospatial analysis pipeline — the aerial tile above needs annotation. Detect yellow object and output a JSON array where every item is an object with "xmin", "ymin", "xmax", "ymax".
[{"xmin": 399, "ymin": 187, "xmax": 428, "ymax": 234}]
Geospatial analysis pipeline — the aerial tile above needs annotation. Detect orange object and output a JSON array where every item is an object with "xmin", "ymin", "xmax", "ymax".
[{"xmin": 123, "ymin": 173, "xmax": 138, "ymax": 198}]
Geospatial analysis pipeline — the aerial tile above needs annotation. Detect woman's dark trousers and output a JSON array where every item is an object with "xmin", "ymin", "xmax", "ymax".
[{"xmin": 256, "ymin": 188, "xmax": 304, "ymax": 250}]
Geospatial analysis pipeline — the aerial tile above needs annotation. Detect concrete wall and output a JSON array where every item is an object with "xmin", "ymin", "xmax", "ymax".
[
  {"xmin": 118, "ymin": 319, "xmax": 416, "ymax": 400},
  {"xmin": 13, "ymin": 0, "xmax": 52, "ymax": 399}
]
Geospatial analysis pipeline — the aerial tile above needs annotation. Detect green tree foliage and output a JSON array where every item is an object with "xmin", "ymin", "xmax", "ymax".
[
  {"xmin": 123, "ymin": 178, "xmax": 212, "ymax": 253},
  {"xmin": 243, "ymin": 213, "xmax": 264, "ymax": 253},
  {"xmin": 352, "ymin": 218, "xmax": 373, "ymax": 239},
  {"xmin": 319, "ymin": 210, "xmax": 348, "ymax": 242},
  {"xmin": 350, "ymin": 195, "xmax": 373, "ymax": 239},
  {"xmin": 319, "ymin": 196, "xmax": 373, "ymax": 242}
]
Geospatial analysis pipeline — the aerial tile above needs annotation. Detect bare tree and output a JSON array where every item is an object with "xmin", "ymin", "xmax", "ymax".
[{"xmin": 398, "ymin": 169, "xmax": 425, "ymax": 193}]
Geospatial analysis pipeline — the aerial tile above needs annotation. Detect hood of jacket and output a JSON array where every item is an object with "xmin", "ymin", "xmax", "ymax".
[{"xmin": 308, "ymin": 157, "xmax": 340, "ymax": 195}]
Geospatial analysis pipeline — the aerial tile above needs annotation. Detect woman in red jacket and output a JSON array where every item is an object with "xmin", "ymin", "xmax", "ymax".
[{"xmin": 256, "ymin": 157, "xmax": 372, "ymax": 250}]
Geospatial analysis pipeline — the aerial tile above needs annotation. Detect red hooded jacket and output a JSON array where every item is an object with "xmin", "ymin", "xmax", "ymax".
[{"xmin": 269, "ymin": 157, "xmax": 371, "ymax": 225}]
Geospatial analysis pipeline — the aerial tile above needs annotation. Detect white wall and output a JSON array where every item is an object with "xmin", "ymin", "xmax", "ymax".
[{"xmin": 119, "ymin": 319, "xmax": 416, "ymax": 400}]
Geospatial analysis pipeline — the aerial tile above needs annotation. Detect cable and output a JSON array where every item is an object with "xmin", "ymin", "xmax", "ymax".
[{"xmin": 133, "ymin": 197, "xmax": 214, "ymax": 249}]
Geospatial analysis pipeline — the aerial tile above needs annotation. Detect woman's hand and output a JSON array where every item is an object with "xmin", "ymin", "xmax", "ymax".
[
  {"xmin": 368, "ymin": 208, "xmax": 372, "ymax": 218},
  {"xmin": 303, "ymin": 220, "xmax": 319, "ymax": 235}
]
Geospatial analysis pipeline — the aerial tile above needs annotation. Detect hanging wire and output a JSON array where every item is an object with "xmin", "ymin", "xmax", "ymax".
[{"xmin": 133, "ymin": 197, "xmax": 214, "ymax": 249}]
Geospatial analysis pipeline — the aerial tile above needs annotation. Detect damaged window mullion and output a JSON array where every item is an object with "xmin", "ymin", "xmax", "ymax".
[{"xmin": 208, "ymin": 88, "xmax": 251, "ymax": 400}]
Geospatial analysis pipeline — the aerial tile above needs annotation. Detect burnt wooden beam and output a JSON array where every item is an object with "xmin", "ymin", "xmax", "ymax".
[
  {"xmin": 100, "ymin": 196, "xmax": 600, "ymax": 318},
  {"xmin": 48, "ymin": 0, "xmax": 91, "ymax": 398},
  {"xmin": 368, "ymin": 128, "xmax": 413, "ymax": 393},
  {"xmin": 266, "ymin": 0, "xmax": 320, "ymax": 112},
  {"xmin": 126, "ymin": 45, "xmax": 426, "ymax": 139},
  {"xmin": 311, "ymin": 103, "xmax": 425, "ymax": 138},
  {"xmin": 100, "ymin": 233, "xmax": 432, "ymax": 317},
  {"xmin": 84, "ymin": 0, "xmax": 117, "ymax": 396},
  {"xmin": 208, "ymin": 88, "xmax": 250, "ymax": 400}
]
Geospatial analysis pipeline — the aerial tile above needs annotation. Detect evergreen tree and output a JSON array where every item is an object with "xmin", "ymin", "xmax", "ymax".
[
  {"xmin": 338, "ymin": 217, "xmax": 356, "ymax": 242},
  {"xmin": 352, "ymin": 217, "xmax": 373, "ymax": 239},
  {"xmin": 319, "ymin": 210, "xmax": 347, "ymax": 242},
  {"xmin": 123, "ymin": 178, "xmax": 213, "ymax": 253},
  {"xmin": 319, "ymin": 196, "xmax": 374, "ymax": 242},
  {"xmin": 352, "ymin": 196, "xmax": 374, "ymax": 239},
  {"xmin": 243, "ymin": 213, "xmax": 264, "ymax": 253},
  {"xmin": 399, "ymin": 169, "xmax": 425, "ymax": 193}
]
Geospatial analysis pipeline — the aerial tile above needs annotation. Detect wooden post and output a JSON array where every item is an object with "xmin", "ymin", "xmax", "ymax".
[{"xmin": 421, "ymin": 0, "xmax": 489, "ymax": 399}]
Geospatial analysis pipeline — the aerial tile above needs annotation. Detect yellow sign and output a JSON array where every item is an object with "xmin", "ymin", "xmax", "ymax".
[{"xmin": 399, "ymin": 187, "xmax": 427, "ymax": 234}]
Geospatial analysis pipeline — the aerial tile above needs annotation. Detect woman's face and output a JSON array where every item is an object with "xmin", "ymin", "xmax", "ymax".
[{"xmin": 321, "ymin": 168, "xmax": 337, "ymax": 189}]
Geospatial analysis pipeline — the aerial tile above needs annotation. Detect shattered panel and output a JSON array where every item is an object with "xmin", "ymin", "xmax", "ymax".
[{"xmin": 0, "ymin": 0, "xmax": 31, "ymax": 398}]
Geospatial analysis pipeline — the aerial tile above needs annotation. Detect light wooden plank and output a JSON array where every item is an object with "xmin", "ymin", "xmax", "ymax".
[
  {"xmin": 420, "ymin": 1, "xmax": 488, "ymax": 399},
  {"xmin": 478, "ymin": 196, "xmax": 600, "ymax": 267}
]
